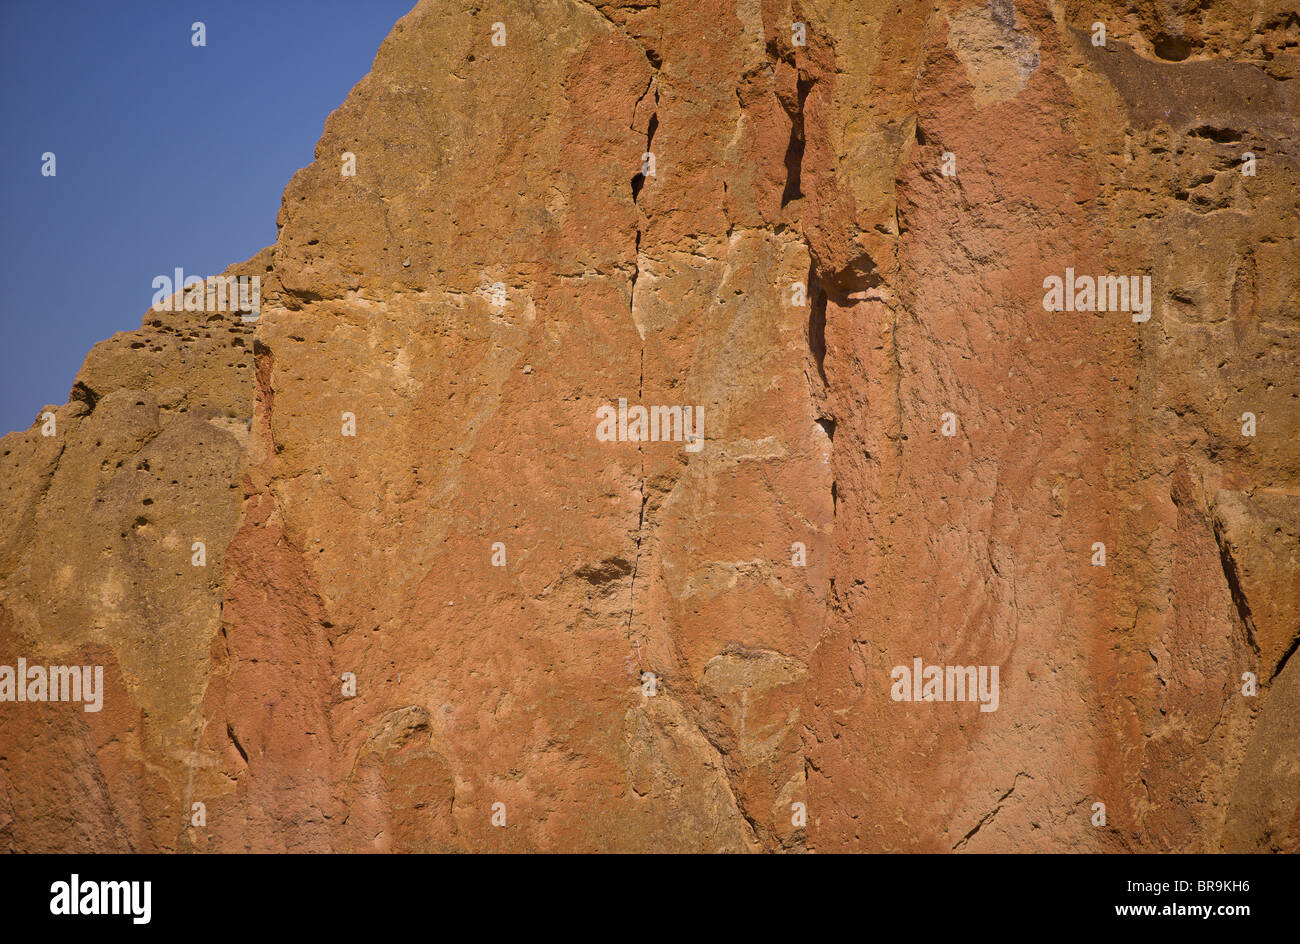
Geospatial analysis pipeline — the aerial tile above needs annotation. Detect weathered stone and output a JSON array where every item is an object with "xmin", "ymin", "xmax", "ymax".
[{"xmin": 1, "ymin": 0, "xmax": 1295, "ymax": 853}]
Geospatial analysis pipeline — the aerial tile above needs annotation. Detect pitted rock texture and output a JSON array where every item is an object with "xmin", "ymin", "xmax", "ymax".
[{"xmin": 1, "ymin": 0, "xmax": 1296, "ymax": 853}]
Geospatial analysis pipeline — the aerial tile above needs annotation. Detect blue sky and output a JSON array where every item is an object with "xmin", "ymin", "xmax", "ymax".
[{"xmin": 0, "ymin": 0, "xmax": 414, "ymax": 435}]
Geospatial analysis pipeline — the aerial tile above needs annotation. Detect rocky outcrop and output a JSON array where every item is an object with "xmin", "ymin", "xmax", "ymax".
[{"xmin": 1, "ymin": 0, "xmax": 1296, "ymax": 852}]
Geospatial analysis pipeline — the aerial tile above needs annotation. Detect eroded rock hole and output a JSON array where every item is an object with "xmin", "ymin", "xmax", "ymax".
[{"xmin": 1152, "ymin": 33, "xmax": 1194, "ymax": 61}]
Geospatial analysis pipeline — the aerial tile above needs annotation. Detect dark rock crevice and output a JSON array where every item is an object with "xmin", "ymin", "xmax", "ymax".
[
  {"xmin": 781, "ymin": 74, "xmax": 813, "ymax": 206},
  {"xmin": 1212, "ymin": 517, "xmax": 1260, "ymax": 660}
]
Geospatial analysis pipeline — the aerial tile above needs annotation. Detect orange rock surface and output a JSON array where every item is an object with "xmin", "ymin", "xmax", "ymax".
[{"xmin": 2, "ymin": 0, "xmax": 1296, "ymax": 852}]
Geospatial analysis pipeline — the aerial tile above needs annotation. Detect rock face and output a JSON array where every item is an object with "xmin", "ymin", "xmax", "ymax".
[{"xmin": 1, "ymin": 0, "xmax": 1296, "ymax": 853}]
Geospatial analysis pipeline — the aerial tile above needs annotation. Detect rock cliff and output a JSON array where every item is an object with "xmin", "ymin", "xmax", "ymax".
[{"xmin": 2, "ymin": 0, "xmax": 1296, "ymax": 852}]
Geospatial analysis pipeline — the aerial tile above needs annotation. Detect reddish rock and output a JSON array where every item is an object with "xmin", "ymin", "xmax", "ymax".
[{"xmin": 1, "ymin": 0, "xmax": 1295, "ymax": 852}]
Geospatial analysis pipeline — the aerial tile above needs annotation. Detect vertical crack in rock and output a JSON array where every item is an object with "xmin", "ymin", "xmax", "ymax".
[
  {"xmin": 781, "ymin": 74, "xmax": 813, "ymax": 206},
  {"xmin": 773, "ymin": 22, "xmax": 842, "ymax": 836},
  {"xmin": 629, "ymin": 71, "xmax": 655, "ymax": 131},
  {"xmin": 625, "ymin": 347, "xmax": 647, "ymax": 642},
  {"xmin": 625, "ymin": 55, "xmax": 659, "ymax": 644},
  {"xmin": 630, "ymin": 110, "xmax": 657, "ymax": 202},
  {"xmin": 1212, "ymin": 516, "xmax": 1261, "ymax": 661},
  {"xmin": 807, "ymin": 264, "xmax": 835, "ymax": 511},
  {"xmin": 806, "ymin": 263, "xmax": 828, "ymax": 388}
]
